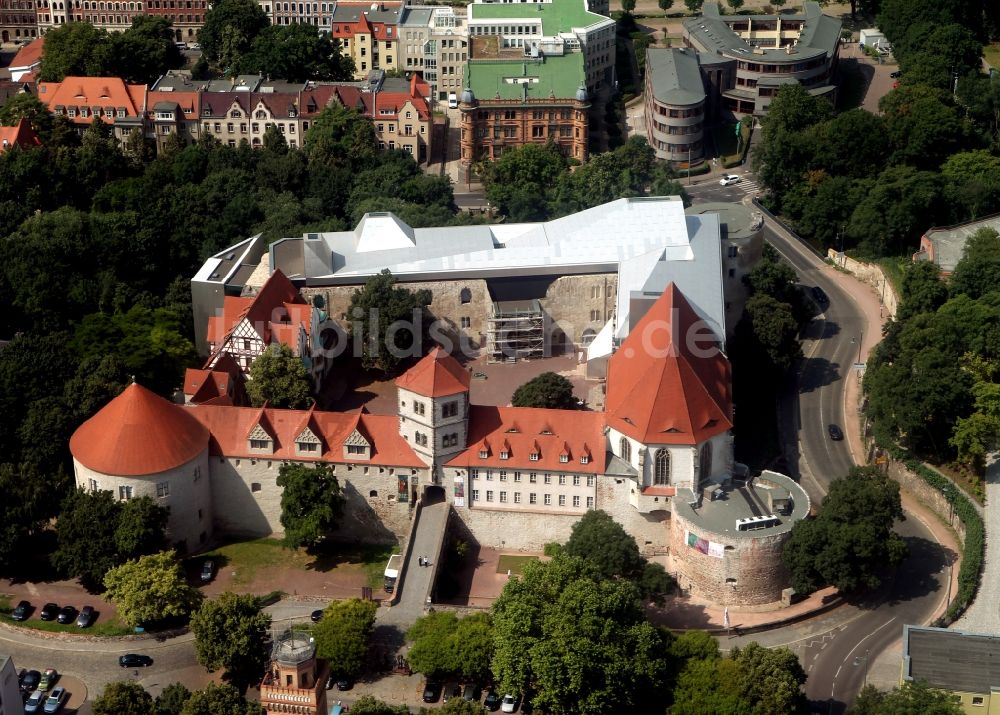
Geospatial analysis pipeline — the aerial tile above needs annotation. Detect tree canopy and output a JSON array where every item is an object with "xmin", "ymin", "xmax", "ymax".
[
  {"xmin": 237, "ymin": 24, "xmax": 355, "ymax": 82},
  {"xmin": 92, "ymin": 680, "xmax": 155, "ymax": 715},
  {"xmin": 510, "ymin": 372, "xmax": 577, "ymax": 410},
  {"xmin": 783, "ymin": 466, "xmax": 908, "ymax": 594},
  {"xmin": 275, "ymin": 462, "xmax": 346, "ymax": 548},
  {"xmin": 179, "ymin": 683, "xmax": 261, "ymax": 715},
  {"xmin": 246, "ymin": 343, "xmax": 313, "ymax": 408},
  {"xmin": 407, "ymin": 611, "xmax": 494, "ymax": 682},
  {"xmin": 348, "ymin": 269, "xmax": 432, "ymax": 373},
  {"xmin": 313, "ymin": 597, "xmax": 378, "ymax": 678},
  {"xmin": 848, "ymin": 681, "xmax": 963, "ymax": 715},
  {"xmin": 190, "ymin": 592, "xmax": 272, "ymax": 692},
  {"xmin": 198, "ymin": 0, "xmax": 269, "ymax": 70},
  {"xmin": 104, "ymin": 550, "xmax": 202, "ymax": 627}
]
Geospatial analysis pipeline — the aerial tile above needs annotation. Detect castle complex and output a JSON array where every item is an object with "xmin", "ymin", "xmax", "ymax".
[{"xmin": 69, "ymin": 197, "xmax": 803, "ymax": 607}]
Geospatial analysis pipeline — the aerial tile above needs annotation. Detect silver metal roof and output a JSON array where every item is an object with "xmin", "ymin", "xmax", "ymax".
[{"xmin": 647, "ymin": 48, "xmax": 705, "ymax": 107}]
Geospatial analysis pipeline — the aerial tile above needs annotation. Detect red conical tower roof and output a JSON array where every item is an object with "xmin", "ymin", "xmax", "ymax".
[
  {"xmin": 70, "ymin": 383, "xmax": 209, "ymax": 476},
  {"xmin": 395, "ymin": 347, "xmax": 470, "ymax": 398}
]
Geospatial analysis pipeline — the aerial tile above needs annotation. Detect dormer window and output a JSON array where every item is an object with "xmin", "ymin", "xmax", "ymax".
[
  {"xmin": 529, "ymin": 452, "xmax": 539, "ymax": 462},
  {"xmin": 500, "ymin": 451, "xmax": 509, "ymax": 460},
  {"xmin": 479, "ymin": 449, "xmax": 488, "ymax": 459},
  {"xmin": 559, "ymin": 454, "xmax": 569, "ymax": 463},
  {"xmin": 580, "ymin": 455, "xmax": 589, "ymax": 464},
  {"xmin": 297, "ymin": 441, "xmax": 318, "ymax": 453},
  {"xmin": 250, "ymin": 438, "xmax": 271, "ymax": 450},
  {"xmin": 347, "ymin": 444, "xmax": 366, "ymax": 455}
]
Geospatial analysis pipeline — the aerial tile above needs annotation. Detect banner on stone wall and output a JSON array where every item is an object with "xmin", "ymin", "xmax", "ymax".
[
  {"xmin": 686, "ymin": 530, "xmax": 724, "ymax": 559},
  {"xmin": 454, "ymin": 476, "xmax": 465, "ymax": 507}
]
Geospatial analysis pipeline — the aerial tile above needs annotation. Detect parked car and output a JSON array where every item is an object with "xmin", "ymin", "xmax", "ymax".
[
  {"xmin": 501, "ymin": 694, "xmax": 519, "ymax": 713},
  {"xmin": 39, "ymin": 669, "xmax": 57, "ymax": 692},
  {"xmin": 11, "ymin": 600, "xmax": 31, "ymax": 621},
  {"xmin": 335, "ymin": 677, "xmax": 352, "ymax": 691},
  {"xmin": 43, "ymin": 686, "xmax": 66, "ymax": 714},
  {"xmin": 828, "ymin": 424, "xmax": 844, "ymax": 441},
  {"xmin": 174, "ymin": 41, "xmax": 187, "ymax": 49},
  {"xmin": 448, "ymin": 92, "xmax": 458, "ymax": 109},
  {"xmin": 200, "ymin": 560, "xmax": 215, "ymax": 582},
  {"xmin": 719, "ymin": 174, "xmax": 741, "ymax": 186},
  {"xmin": 483, "ymin": 689, "xmax": 501, "ymax": 711},
  {"xmin": 443, "ymin": 683, "xmax": 462, "ymax": 702},
  {"xmin": 56, "ymin": 606, "xmax": 76, "ymax": 624},
  {"xmin": 462, "ymin": 683, "xmax": 482, "ymax": 701},
  {"xmin": 25, "ymin": 690, "xmax": 45, "ymax": 714},
  {"xmin": 890, "ymin": 70, "xmax": 901, "ymax": 78},
  {"xmin": 310, "ymin": 609, "xmax": 324, "ymax": 623},
  {"xmin": 119, "ymin": 654, "xmax": 153, "ymax": 668},
  {"xmin": 188, "ymin": 42, "xmax": 201, "ymax": 49},
  {"xmin": 76, "ymin": 606, "xmax": 95, "ymax": 628},
  {"xmin": 21, "ymin": 670, "xmax": 40, "ymax": 693},
  {"xmin": 39, "ymin": 603, "xmax": 59, "ymax": 621},
  {"xmin": 422, "ymin": 680, "xmax": 442, "ymax": 703}
]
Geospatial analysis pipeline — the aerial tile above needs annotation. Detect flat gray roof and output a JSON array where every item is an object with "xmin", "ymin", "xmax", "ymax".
[
  {"xmin": 646, "ymin": 48, "xmax": 705, "ymax": 106},
  {"xmin": 400, "ymin": 6, "xmax": 433, "ymax": 26},
  {"xmin": 672, "ymin": 470, "xmax": 810, "ymax": 538},
  {"xmin": 685, "ymin": 202, "xmax": 764, "ymax": 241},
  {"xmin": 904, "ymin": 626, "xmax": 1000, "ymax": 693},
  {"xmin": 923, "ymin": 214, "xmax": 1000, "ymax": 273}
]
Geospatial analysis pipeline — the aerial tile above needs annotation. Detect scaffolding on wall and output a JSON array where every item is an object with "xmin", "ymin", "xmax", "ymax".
[{"xmin": 487, "ymin": 299, "xmax": 545, "ymax": 363}]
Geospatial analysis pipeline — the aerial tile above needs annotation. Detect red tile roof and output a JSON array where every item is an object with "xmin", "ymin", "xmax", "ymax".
[
  {"xmin": 10, "ymin": 37, "xmax": 44, "ymax": 70},
  {"xmin": 205, "ymin": 270, "xmax": 310, "ymax": 351},
  {"xmin": 605, "ymin": 283, "xmax": 732, "ymax": 444},
  {"xmin": 70, "ymin": 383, "xmax": 210, "ymax": 476},
  {"xmin": 0, "ymin": 117, "xmax": 41, "ymax": 152},
  {"xmin": 184, "ymin": 353, "xmax": 246, "ymax": 405},
  {"xmin": 36, "ymin": 77, "xmax": 146, "ymax": 125},
  {"xmin": 395, "ymin": 347, "xmax": 470, "ymax": 397},
  {"xmin": 447, "ymin": 405, "xmax": 606, "ymax": 473},
  {"xmin": 147, "ymin": 90, "xmax": 200, "ymax": 119},
  {"xmin": 188, "ymin": 405, "xmax": 426, "ymax": 467}
]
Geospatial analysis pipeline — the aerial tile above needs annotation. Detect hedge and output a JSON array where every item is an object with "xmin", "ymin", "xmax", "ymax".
[{"xmin": 885, "ymin": 443, "xmax": 984, "ymax": 626}]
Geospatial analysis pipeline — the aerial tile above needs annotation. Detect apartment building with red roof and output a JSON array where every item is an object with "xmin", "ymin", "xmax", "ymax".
[
  {"xmin": 147, "ymin": 89, "xmax": 200, "ymax": 151},
  {"xmin": 0, "ymin": 116, "xmax": 41, "ymax": 151},
  {"xmin": 36, "ymin": 76, "xmax": 146, "ymax": 146},
  {"xmin": 7, "ymin": 36, "xmax": 42, "ymax": 81},
  {"xmin": 329, "ymin": 2, "xmax": 403, "ymax": 78}
]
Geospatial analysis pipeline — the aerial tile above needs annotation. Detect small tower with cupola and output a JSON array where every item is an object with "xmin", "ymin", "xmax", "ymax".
[{"xmin": 395, "ymin": 347, "xmax": 471, "ymax": 482}]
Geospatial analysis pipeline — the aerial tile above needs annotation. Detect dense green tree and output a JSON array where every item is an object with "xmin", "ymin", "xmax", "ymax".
[
  {"xmin": 879, "ymin": 86, "xmax": 973, "ymax": 170},
  {"xmin": 657, "ymin": 0, "xmax": 673, "ymax": 11},
  {"xmin": 0, "ymin": 92, "xmax": 54, "ymax": 141},
  {"xmin": 742, "ymin": 294, "xmax": 802, "ymax": 375},
  {"xmin": 0, "ymin": 463, "xmax": 50, "ymax": 572},
  {"xmin": 198, "ymin": 0, "xmax": 268, "ymax": 68},
  {"xmin": 683, "ymin": 0, "xmax": 703, "ymax": 12},
  {"xmin": 849, "ymin": 681, "xmax": 963, "ymax": 714},
  {"xmin": 510, "ymin": 372, "xmax": 577, "ymax": 410},
  {"xmin": 950, "ymin": 228, "xmax": 1000, "ymax": 300},
  {"xmin": 347, "ymin": 269, "xmax": 432, "ymax": 373},
  {"xmin": 670, "ymin": 656, "xmax": 746, "ymax": 715},
  {"xmin": 491, "ymin": 554, "xmax": 672, "ymax": 714},
  {"xmin": 730, "ymin": 642, "xmax": 808, "ymax": 715},
  {"xmin": 897, "ymin": 260, "xmax": 948, "ymax": 322},
  {"xmin": 349, "ymin": 697, "xmax": 411, "ymax": 715},
  {"xmin": 304, "ymin": 104, "xmax": 380, "ymax": 171},
  {"xmin": 313, "ymin": 598, "xmax": 378, "ymax": 678},
  {"xmin": 238, "ymin": 24, "xmax": 354, "ymax": 82},
  {"xmin": 810, "ymin": 109, "xmax": 890, "ymax": 179},
  {"xmin": 564, "ymin": 509, "xmax": 644, "ymax": 580},
  {"xmin": 246, "ymin": 344, "xmax": 313, "ymax": 408},
  {"xmin": 669, "ymin": 629, "xmax": 719, "ymax": 662},
  {"xmin": 275, "ymin": 462, "xmax": 345, "ymax": 549},
  {"xmin": 726, "ymin": 0, "xmax": 744, "ymax": 10},
  {"xmin": 92, "ymin": 680, "xmax": 155, "ymax": 715},
  {"xmin": 155, "ymin": 683, "xmax": 193, "ymax": 715},
  {"xmin": 753, "ymin": 85, "xmax": 832, "ymax": 200},
  {"xmin": 115, "ymin": 495, "xmax": 170, "ymax": 559},
  {"xmin": 620, "ymin": 0, "xmax": 636, "ymax": 14},
  {"xmin": 104, "ymin": 551, "xmax": 202, "ymax": 627},
  {"xmin": 179, "ymin": 683, "xmax": 260, "ymax": 715},
  {"xmin": 407, "ymin": 611, "xmax": 494, "ymax": 682},
  {"xmin": 783, "ymin": 466, "xmax": 908, "ymax": 594},
  {"xmin": 190, "ymin": 592, "xmax": 272, "ymax": 692},
  {"xmin": 37, "ymin": 22, "xmax": 110, "ymax": 80},
  {"xmin": 950, "ymin": 381, "xmax": 1000, "ymax": 471},
  {"xmin": 480, "ymin": 142, "xmax": 568, "ymax": 221}
]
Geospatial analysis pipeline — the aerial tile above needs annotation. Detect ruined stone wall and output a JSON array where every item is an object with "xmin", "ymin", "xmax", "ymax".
[
  {"xmin": 539, "ymin": 274, "xmax": 617, "ymax": 349},
  {"xmin": 596, "ymin": 476, "xmax": 671, "ymax": 555}
]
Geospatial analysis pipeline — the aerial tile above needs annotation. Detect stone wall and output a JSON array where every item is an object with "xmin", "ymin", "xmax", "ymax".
[
  {"xmin": 827, "ymin": 250, "xmax": 900, "ymax": 318},
  {"xmin": 596, "ymin": 476, "xmax": 671, "ymax": 555},
  {"xmin": 668, "ymin": 507, "xmax": 791, "ymax": 607},
  {"xmin": 539, "ymin": 274, "xmax": 617, "ymax": 348},
  {"xmin": 887, "ymin": 460, "xmax": 972, "ymax": 542},
  {"xmin": 449, "ymin": 504, "xmax": 581, "ymax": 551},
  {"xmin": 208, "ymin": 457, "xmax": 428, "ymax": 545}
]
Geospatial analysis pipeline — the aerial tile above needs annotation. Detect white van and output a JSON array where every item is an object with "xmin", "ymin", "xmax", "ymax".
[{"xmin": 448, "ymin": 93, "xmax": 458, "ymax": 109}]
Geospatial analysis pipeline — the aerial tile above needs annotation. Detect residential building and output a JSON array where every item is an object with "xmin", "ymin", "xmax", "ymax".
[
  {"xmin": 644, "ymin": 47, "xmax": 706, "ymax": 164},
  {"xmin": 458, "ymin": 43, "xmax": 590, "ymax": 169},
  {"xmin": 1, "ymin": 6, "xmax": 38, "ymax": 46},
  {"xmin": 34, "ymin": 0, "xmax": 66, "ymax": 33},
  {"xmin": 465, "ymin": 0, "xmax": 616, "ymax": 94},
  {"xmin": 0, "ymin": 116, "xmax": 41, "ymax": 151},
  {"xmin": 332, "ymin": 73, "xmax": 432, "ymax": 161},
  {"xmin": 146, "ymin": 88, "xmax": 200, "ymax": 150},
  {"xmin": 182, "ymin": 352, "xmax": 248, "ymax": 406},
  {"xmin": 144, "ymin": 0, "xmax": 207, "ymax": 42},
  {"xmin": 902, "ymin": 626, "xmax": 1000, "ymax": 713},
  {"xmin": 913, "ymin": 212, "xmax": 1000, "ymax": 278},
  {"xmin": 399, "ymin": 5, "xmax": 468, "ymax": 102},
  {"xmin": 36, "ymin": 76, "xmax": 146, "ymax": 147},
  {"xmin": 0, "ymin": 654, "xmax": 22, "ymax": 715},
  {"xmin": 7, "ymin": 36, "xmax": 42, "ymax": 82},
  {"xmin": 260, "ymin": 631, "xmax": 329, "ymax": 715},
  {"xmin": 681, "ymin": 2, "xmax": 841, "ymax": 117},
  {"xmin": 329, "ymin": 1, "xmax": 403, "ymax": 78},
  {"xmin": 203, "ymin": 268, "xmax": 329, "ymax": 389},
  {"xmin": 68, "ymin": 0, "xmax": 144, "ymax": 32}
]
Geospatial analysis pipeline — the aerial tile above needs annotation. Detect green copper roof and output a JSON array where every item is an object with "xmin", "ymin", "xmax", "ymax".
[
  {"xmin": 469, "ymin": 0, "xmax": 609, "ymax": 36},
  {"xmin": 467, "ymin": 53, "xmax": 586, "ymax": 101}
]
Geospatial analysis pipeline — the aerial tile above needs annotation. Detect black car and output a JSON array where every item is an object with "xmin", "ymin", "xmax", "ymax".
[
  {"xmin": 21, "ymin": 669, "xmax": 40, "ymax": 693},
  {"xmin": 11, "ymin": 600, "xmax": 31, "ymax": 621},
  {"xmin": 119, "ymin": 654, "xmax": 153, "ymax": 668},
  {"xmin": 76, "ymin": 606, "xmax": 95, "ymax": 628},
  {"xmin": 484, "ymin": 689, "xmax": 502, "ymax": 711},
  {"xmin": 56, "ymin": 606, "xmax": 76, "ymax": 624},
  {"xmin": 310, "ymin": 609, "xmax": 324, "ymax": 623},
  {"xmin": 335, "ymin": 678, "xmax": 352, "ymax": 691},
  {"xmin": 39, "ymin": 603, "xmax": 59, "ymax": 621},
  {"xmin": 828, "ymin": 424, "xmax": 844, "ymax": 441},
  {"xmin": 443, "ymin": 683, "xmax": 462, "ymax": 702},
  {"xmin": 462, "ymin": 683, "xmax": 482, "ymax": 702},
  {"xmin": 890, "ymin": 70, "xmax": 901, "ymax": 78},
  {"xmin": 422, "ymin": 680, "xmax": 442, "ymax": 703}
]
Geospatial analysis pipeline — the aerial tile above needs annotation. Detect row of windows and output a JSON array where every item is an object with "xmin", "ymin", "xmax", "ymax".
[
  {"xmin": 472, "ymin": 490, "xmax": 594, "ymax": 508},
  {"xmin": 202, "ymin": 121, "xmax": 296, "ymax": 134},
  {"xmin": 470, "ymin": 469, "xmax": 595, "ymax": 487}
]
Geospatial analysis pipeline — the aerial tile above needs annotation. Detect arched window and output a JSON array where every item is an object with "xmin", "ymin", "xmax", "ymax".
[
  {"xmin": 619, "ymin": 437, "xmax": 630, "ymax": 464},
  {"xmin": 460, "ymin": 287, "xmax": 471, "ymax": 304},
  {"xmin": 699, "ymin": 442, "xmax": 712, "ymax": 482},
  {"xmin": 654, "ymin": 449, "xmax": 670, "ymax": 485}
]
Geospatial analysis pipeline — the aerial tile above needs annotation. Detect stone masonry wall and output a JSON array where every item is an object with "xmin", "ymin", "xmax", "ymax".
[
  {"xmin": 208, "ymin": 457, "xmax": 429, "ymax": 545},
  {"xmin": 540, "ymin": 274, "xmax": 617, "ymax": 349},
  {"xmin": 449, "ymin": 505, "xmax": 581, "ymax": 552},
  {"xmin": 596, "ymin": 476, "xmax": 671, "ymax": 555},
  {"xmin": 669, "ymin": 507, "xmax": 791, "ymax": 607},
  {"xmin": 827, "ymin": 250, "xmax": 900, "ymax": 318},
  {"xmin": 887, "ymin": 461, "xmax": 971, "ymax": 543}
]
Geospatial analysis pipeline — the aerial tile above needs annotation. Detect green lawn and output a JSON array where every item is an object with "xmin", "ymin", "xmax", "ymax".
[
  {"xmin": 496, "ymin": 554, "xmax": 539, "ymax": 575},
  {"xmin": 984, "ymin": 42, "xmax": 1000, "ymax": 69},
  {"xmin": 197, "ymin": 537, "xmax": 309, "ymax": 586},
  {"xmin": 0, "ymin": 595, "xmax": 133, "ymax": 636}
]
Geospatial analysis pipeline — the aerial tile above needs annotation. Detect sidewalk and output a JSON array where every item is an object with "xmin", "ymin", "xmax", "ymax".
[{"xmin": 651, "ymin": 586, "xmax": 843, "ymax": 633}]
